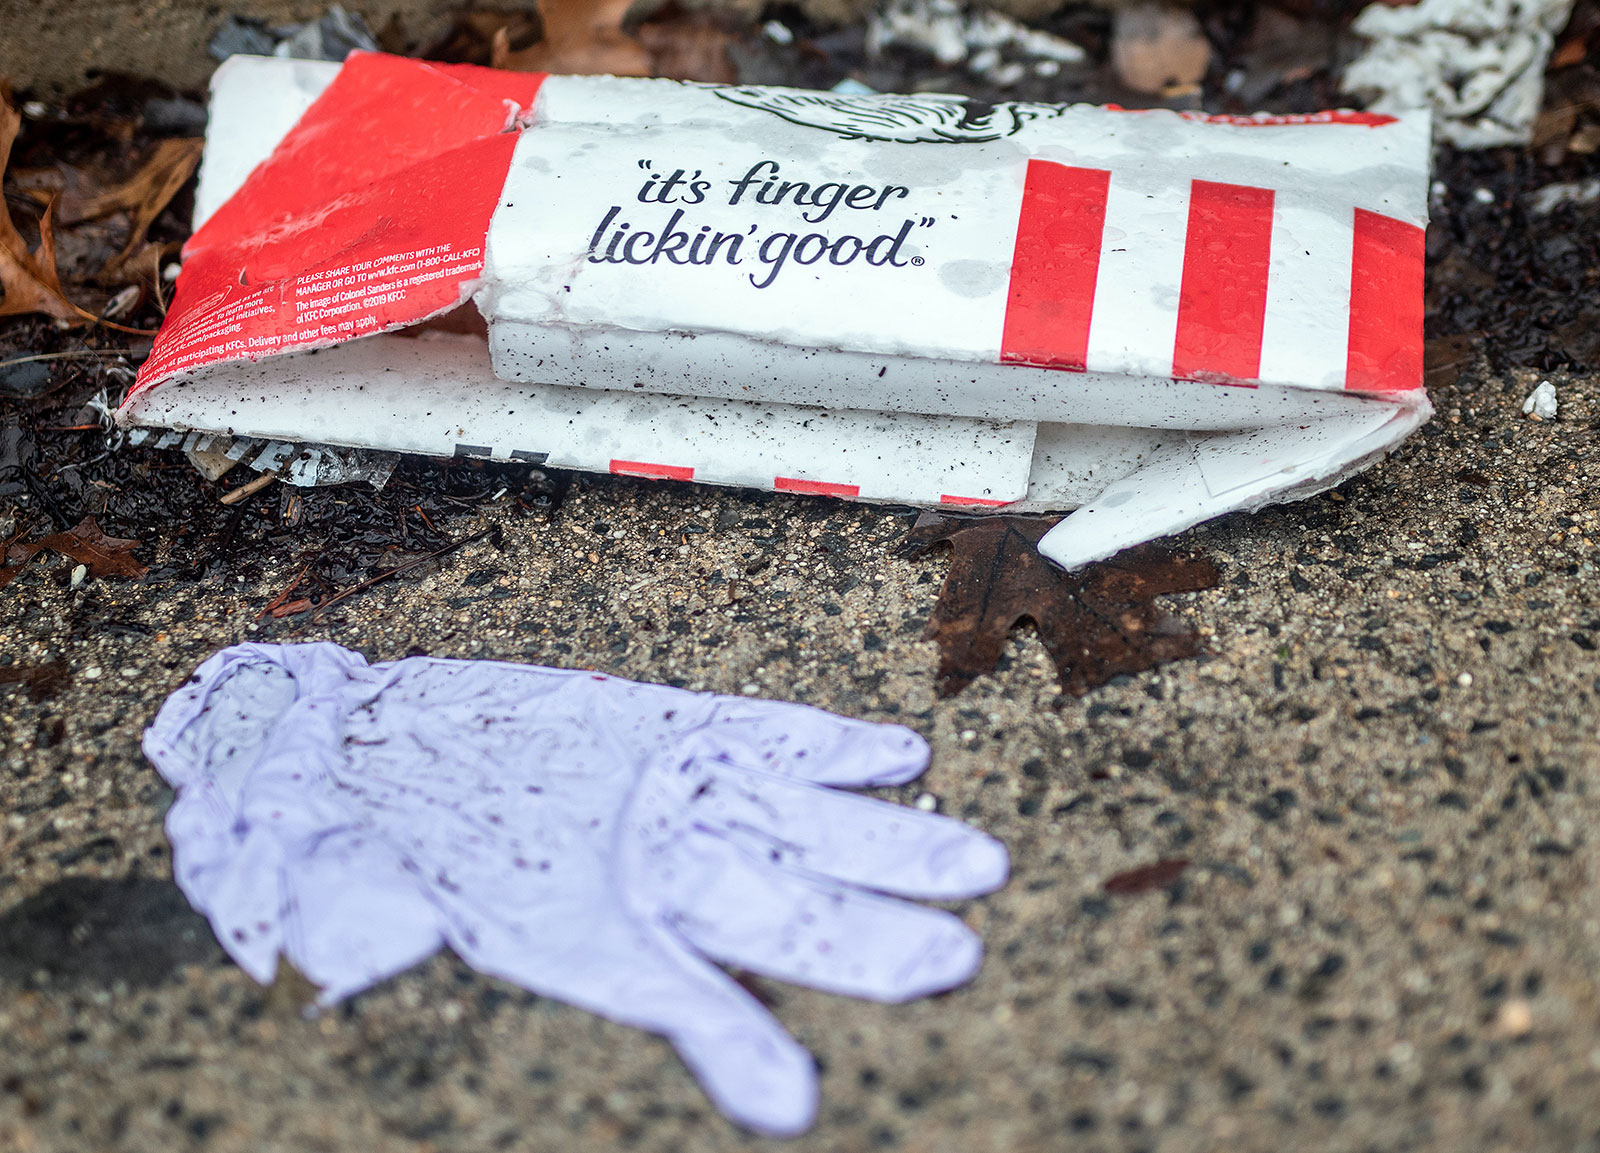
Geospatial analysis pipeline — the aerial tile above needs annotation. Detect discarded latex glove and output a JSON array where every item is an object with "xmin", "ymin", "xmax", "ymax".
[{"xmin": 143, "ymin": 643, "xmax": 1008, "ymax": 1136}]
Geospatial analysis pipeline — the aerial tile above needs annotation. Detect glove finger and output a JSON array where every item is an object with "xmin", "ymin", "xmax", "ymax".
[
  {"xmin": 278, "ymin": 835, "xmax": 450, "ymax": 1004},
  {"xmin": 659, "ymin": 828, "xmax": 987, "ymax": 1003},
  {"xmin": 450, "ymin": 908, "xmax": 818, "ymax": 1137},
  {"xmin": 656, "ymin": 757, "xmax": 1008, "ymax": 899},
  {"xmin": 689, "ymin": 697, "xmax": 930, "ymax": 787}
]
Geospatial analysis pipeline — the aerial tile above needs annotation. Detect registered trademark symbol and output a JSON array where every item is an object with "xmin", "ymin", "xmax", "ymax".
[{"xmin": 911, "ymin": 256, "xmax": 924, "ymax": 266}]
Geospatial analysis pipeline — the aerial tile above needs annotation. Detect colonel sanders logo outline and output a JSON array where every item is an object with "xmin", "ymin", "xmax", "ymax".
[{"xmin": 712, "ymin": 87, "xmax": 1067, "ymax": 144}]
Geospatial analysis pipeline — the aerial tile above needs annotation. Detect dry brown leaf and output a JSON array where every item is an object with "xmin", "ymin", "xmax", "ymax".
[
  {"xmin": 905, "ymin": 514, "xmax": 1219, "ymax": 697},
  {"xmin": 58, "ymin": 137, "xmax": 201, "ymax": 283},
  {"xmin": 497, "ymin": 0, "xmax": 652, "ymax": 76},
  {"xmin": 0, "ymin": 90, "xmax": 87, "ymax": 324},
  {"xmin": 1, "ymin": 516, "xmax": 148, "ymax": 588},
  {"xmin": 1103, "ymin": 858, "xmax": 1190, "ymax": 895}
]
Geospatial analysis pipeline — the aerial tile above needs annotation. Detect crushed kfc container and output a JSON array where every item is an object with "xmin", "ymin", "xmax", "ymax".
[{"xmin": 117, "ymin": 51, "xmax": 1432, "ymax": 569}]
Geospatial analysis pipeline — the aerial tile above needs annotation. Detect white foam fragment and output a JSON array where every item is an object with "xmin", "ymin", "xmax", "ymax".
[
  {"xmin": 1523, "ymin": 380, "xmax": 1558, "ymax": 419},
  {"xmin": 1341, "ymin": 0, "xmax": 1574, "ymax": 148}
]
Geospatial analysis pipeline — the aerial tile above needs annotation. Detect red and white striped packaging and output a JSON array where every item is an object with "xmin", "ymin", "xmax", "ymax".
[{"xmin": 118, "ymin": 52, "xmax": 1432, "ymax": 568}]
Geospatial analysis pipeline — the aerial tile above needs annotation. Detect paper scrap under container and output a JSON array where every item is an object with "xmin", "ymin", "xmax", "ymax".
[{"xmin": 116, "ymin": 52, "xmax": 1434, "ymax": 569}]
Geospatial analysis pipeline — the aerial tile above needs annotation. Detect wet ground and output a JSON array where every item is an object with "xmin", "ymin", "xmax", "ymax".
[{"xmin": 6, "ymin": 6, "xmax": 1600, "ymax": 1152}]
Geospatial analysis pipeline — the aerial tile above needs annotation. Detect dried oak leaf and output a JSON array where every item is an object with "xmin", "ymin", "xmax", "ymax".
[
  {"xmin": 905, "ymin": 513, "xmax": 1219, "ymax": 697},
  {"xmin": 58, "ymin": 137, "xmax": 202, "ymax": 284},
  {"xmin": 0, "ymin": 90, "xmax": 86, "ymax": 324},
  {"xmin": 1103, "ymin": 858, "xmax": 1190, "ymax": 895},
  {"xmin": 495, "ymin": 0, "xmax": 652, "ymax": 77},
  {"xmin": 1, "ymin": 517, "xmax": 148, "ymax": 589}
]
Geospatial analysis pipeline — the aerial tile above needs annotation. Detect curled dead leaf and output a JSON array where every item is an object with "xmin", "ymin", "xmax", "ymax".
[
  {"xmin": 1, "ymin": 90, "xmax": 86, "ymax": 324},
  {"xmin": 58, "ymin": 136, "xmax": 202, "ymax": 284}
]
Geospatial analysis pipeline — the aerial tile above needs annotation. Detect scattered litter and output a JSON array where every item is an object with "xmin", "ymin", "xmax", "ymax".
[
  {"xmin": 126, "ymin": 427, "xmax": 397, "ymax": 493},
  {"xmin": 144, "ymin": 642, "xmax": 1010, "ymax": 1136},
  {"xmin": 218, "ymin": 471, "xmax": 278, "ymax": 505},
  {"xmin": 904, "ymin": 514, "xmax": 1219, "ymax": 696},
  {"xmin": 1523, "ymin": 379, "xmax": 1559, "ymax": 419},
  {"xmin": 1524, "ymin": 176, "xmax": 1600, "ymax": 215},
  {"xmin": 1110, "ymin": 1, "xmax": 1211, "ymax": 97},
  {"xmin": 867, "ymin": 0, "xmax": 1087, "ymax": 87},
  {"xmin": 183, "ymin": 440, "xmax": 237, "ymax": 482},
  {"xmin": 209, "ymin": 4, "xmax": 378, "ymax": 64},
  {"xmin": 1342, "ymin": 0, "xmax": 1577, "ymax": 147},
  {"xmin": 273, "ymin": 4, "xmax": 380, "ymax": 62},
  {"xmin": 120, "ymin": 53, "xmax": 1433, "ymax": 571}
]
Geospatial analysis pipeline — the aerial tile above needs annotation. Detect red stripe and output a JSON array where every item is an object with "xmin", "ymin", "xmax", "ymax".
[
  {"xmin": 610, "ymin": 459, "xmax": 695, "ymax": 481},
  {"xmin": 1172, "ymin": 180, "xmax": 1275, "ymax": 383},
  {"xmin": 940, "ymin": 494, "xmax": 1009, "ymax": 507},
  {"xmin": 1345, "ymin": 209, "xmax": 1425, "ymax": 392},
  {"xmin": 774, "ymin": 477, "xmax": 861, "ymax": 498},
  {"xmin": 1000, "ymin": 161, "xmax": 1111, "ymax": 371}
]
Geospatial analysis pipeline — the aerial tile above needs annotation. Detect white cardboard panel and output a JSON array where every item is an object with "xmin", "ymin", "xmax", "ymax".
[{"xmin": 120, "ymin": 334, "xmax": 1039, "ymax": 507}]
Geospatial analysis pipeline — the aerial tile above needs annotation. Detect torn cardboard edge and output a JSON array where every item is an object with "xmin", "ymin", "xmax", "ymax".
[{"xmin": 116, "ymin": 54, "xmax": 1433, "ymax": 570}]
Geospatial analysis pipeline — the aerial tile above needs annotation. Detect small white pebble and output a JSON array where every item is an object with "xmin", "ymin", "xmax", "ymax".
[
  {"xmin": 83, "ymin": 667, "xmax": 102, "ymax": 680},
  {"xmin": 1473, "ymin": 187, "xmax": 1495, "ymax": 204},
  {"xmin": 69, "ymin": 564, "xmax": 87, "ymax": 589},
  {"xmin": 1522, "ymin": 380, "xmax": 1558, "ymax": 420},
  {"xmin": 740, "ymin": 683, "xmax": 761, "ymax": 696},
  {"xmin": 915, "ymin": 793, "xmax": 937, "ymax": 812},
  {"xmin": 959, "ymin": 728, "xmax": 977, "ymax": 741},
  {"xmin": 1457, "ymin": 672, "xmax": 1474, "ymax": 688},
  {"xmin": 1495, "ymin": 999, "xmax": 1533, "ymax": 1038},
  {"xmin": 120, "ymin": 667, "xmax": 138, "ymax": 679}
]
